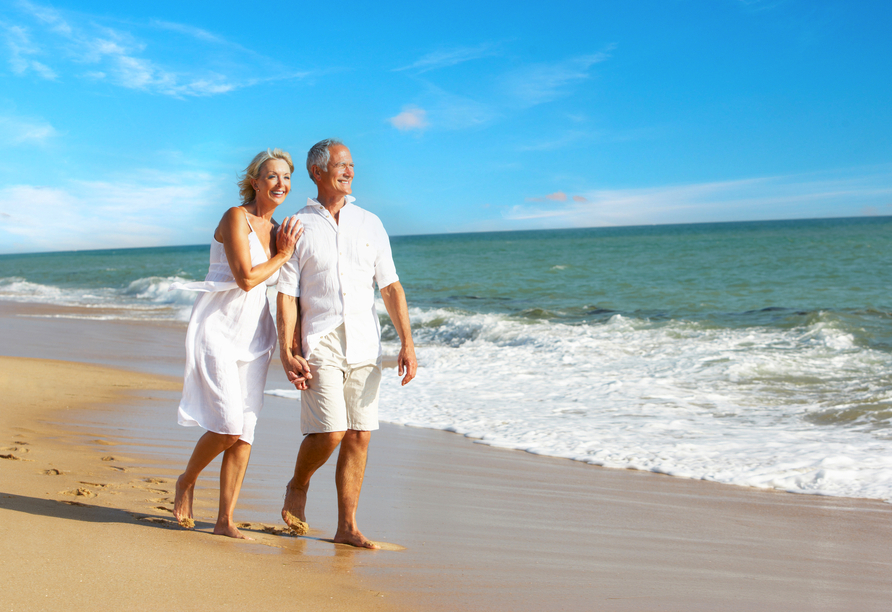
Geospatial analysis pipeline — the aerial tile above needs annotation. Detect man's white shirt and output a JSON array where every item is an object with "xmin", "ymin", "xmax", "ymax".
[{"xmin": 277, "ymin": 196, "xmax": 399, "ymax": 364}]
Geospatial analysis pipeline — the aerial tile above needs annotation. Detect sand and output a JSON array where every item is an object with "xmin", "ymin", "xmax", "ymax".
[
  {"xmin": 3, "ymin": 301, "xmax": 892, "ymax": 611},
  {"xmin": 0, "ymin": 355, "xmax": 406, "ymax": 612}
]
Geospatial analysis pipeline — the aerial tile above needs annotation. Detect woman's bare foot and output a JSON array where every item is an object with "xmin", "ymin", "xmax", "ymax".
[
  {"xmin": 281, "ymin": 481, "xmax": 309, "ymax": 535},
  {"xmin": 213, "ymin": 520, "xmax": 253, "ymax": 540},
  {"xmin": 173, "ymin": 475, "xmax": 195, "ymax": 529},
  {"xmin": 334, "ymin": 528, "xmax": 380, "ymax": 549}
]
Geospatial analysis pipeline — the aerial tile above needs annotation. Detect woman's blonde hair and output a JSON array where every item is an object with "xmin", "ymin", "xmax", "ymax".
[{"xmin": 238, "ymin": 148, "xmax": 294, "ymax": 204}]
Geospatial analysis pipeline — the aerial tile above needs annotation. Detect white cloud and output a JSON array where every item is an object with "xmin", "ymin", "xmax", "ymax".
[
  {"xmin": 502, "ymin": 51, "xmax": 611, "ymax": 107},
  {"xmin": 0, "ymin": 169, "xmax": 228, "ymax": 253},
  {"xmin": 389, "ymin": 106, "xmax": 429, "ymax": 131},
  {"xmin": 501, "ymin": 166, "xmax": 892, "ymax": 229},
  {"xmin": 150, "ymin": 20, "xmax": 222, "ymax": 44},
  {"xmin": 394, "ymin": 43, "xmax": 497, "ymax": 73},
  {"xmin": 2, "ymin": 22, "xmax": 57, "ymax": 79},
  {"xmin": 0, "ymin": 113, "xmax": 58, "ymax": 145},
  {"xmin": 4, "ymin": 2, "xmax": 298, "ymax": 98}
]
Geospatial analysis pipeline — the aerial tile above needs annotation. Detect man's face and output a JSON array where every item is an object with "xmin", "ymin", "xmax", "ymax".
[{"xmin": 314, "ymin": 145, "xmax": 353, "ymax": 199}]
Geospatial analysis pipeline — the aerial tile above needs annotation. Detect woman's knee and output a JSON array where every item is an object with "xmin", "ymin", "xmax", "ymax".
[{"xmin": 213, "ymin": 433, "xmax": 243, "ymax": 448}]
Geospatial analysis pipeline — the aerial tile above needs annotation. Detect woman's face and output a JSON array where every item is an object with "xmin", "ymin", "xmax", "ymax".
[{"xmin": 253, "ymin": 158, "xmax": 291, "ymax": 207}]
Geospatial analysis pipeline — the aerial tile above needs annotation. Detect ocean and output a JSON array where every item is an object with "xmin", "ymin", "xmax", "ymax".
[{"xmin": 2, "ymin": 216, "xmax": 891, "ymax": 502}]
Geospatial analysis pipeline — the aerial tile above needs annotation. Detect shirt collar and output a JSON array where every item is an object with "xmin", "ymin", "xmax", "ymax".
[{"xmin": 308, "ymin": 195, "xmax": 355, "ymax": 209}]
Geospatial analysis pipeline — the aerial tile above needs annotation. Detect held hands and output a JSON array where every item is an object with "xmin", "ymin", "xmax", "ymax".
[
  {"xmin": 276, "ymin": 216, "xmax": 303, "ymax": 258},
  {"xmin": 284, "ymin": 352, "xmax": 312, "ymax": 390}
]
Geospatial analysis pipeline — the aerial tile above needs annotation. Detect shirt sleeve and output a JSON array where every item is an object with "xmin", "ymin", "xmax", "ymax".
[
  {"xmin": 373, "ymin": 219, "xmax": 399, "ymax": 290},
  {"xmin": 276, "ymin": 252, "xmax": 300, "ymax": 297}
]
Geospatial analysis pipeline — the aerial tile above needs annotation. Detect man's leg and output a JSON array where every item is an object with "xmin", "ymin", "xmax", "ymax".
[
  {"xmin": 282, "ymin": 431, "xmax": 345, "ymax": 532},
  {"xmin": 333, "ymin": 429, "xmax": 379, "ymax": 549}
]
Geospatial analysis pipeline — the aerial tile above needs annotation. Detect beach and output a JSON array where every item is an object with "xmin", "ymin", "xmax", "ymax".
[{"xmin": 3, "ymin": 300, "xmax": 892, "ymax": 611}]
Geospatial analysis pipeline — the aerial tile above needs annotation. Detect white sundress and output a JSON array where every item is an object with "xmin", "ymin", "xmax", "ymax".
[{"xmin": 173, "ymin": 214, "xmax": 279, "ymax": 445}]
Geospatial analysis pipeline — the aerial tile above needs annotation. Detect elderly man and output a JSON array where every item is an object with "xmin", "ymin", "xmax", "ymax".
[{"xmin": 276, "ymin": 138, "xmax": 416, "ymax": 549}]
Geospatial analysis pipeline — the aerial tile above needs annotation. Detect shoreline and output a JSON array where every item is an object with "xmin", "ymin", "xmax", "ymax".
[{"xmin": 3, "ymin": 302, "xmax": 892, "ymax": 610}]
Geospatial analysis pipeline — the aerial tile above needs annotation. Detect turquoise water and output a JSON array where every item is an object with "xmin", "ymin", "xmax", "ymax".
[
  {"xmin": 3, "ymin": 216, "xmax": 892, "ymax": 502},
  {"xmin": 393, "ymin": 217, "xmax": 891, "ymax": 321}
]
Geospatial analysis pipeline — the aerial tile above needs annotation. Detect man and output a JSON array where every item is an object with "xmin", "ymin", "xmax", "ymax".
[{"xmin": 276, "ymin": 138, "xmax": 417, "ymax": 549}]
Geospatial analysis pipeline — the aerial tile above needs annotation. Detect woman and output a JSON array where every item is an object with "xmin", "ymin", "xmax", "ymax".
[{"xmin": 172, "ymin": 149, "xmax": 302, "ymax": 539}]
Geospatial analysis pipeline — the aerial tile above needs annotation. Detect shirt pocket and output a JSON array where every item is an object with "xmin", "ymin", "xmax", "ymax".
[{"xmin": 351, "ymin": 239, "xmax": 377, "ymax": 275}]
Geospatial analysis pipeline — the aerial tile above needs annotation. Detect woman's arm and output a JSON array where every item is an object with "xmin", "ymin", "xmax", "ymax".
[
  {"xmin": 276, "ymin": 292, "xmax": 312, "ymax": 389},
  {"xmin": 216, "ymin": 208, "xmax": 301, "ymax": 291}
]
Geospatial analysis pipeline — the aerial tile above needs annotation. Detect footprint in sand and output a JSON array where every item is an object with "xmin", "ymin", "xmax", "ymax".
[
  {"xmin": 136, "ymin": 516, "xmax": 176, "ymax": 526},
  {"xmin": 107, "ymin": 466, "xmax": 127, "ymax": 472},
  {"xmin": 79, "ymin": 481, "xmax": 109, "ymax": 489},
  {"xmin": 63, "ymin": 500, "xmax": 89, "ymax": 507},
  {"xmin": 91, "ymin": 439, "xmax": 118, "ymax": 446},
  {"xmin": 44, "ymin": 468, "xmax": 64, "ymax": 475},
  {"xmin": 101, "ymin": 456, "xmax": 115, "ymax": 461},
  {"xmin": 261, "ymin": 525, "xmax": 293, "ymax": 536},
  {"xmin": 1, "ymin": 453, "xmax": 23, "ymax": 461},
  {"xmin": 154, "ymin": 505, "xmax": 173, "ymax": 513},
  {"xmin": 62, "ymin": 488, "xmax": 96, "ymax": 498}
]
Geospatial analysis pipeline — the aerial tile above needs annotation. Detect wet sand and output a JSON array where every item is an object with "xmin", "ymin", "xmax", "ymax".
[{"xmin": 2, "ymin": 301, "xmax": 892, "ymax": 611}]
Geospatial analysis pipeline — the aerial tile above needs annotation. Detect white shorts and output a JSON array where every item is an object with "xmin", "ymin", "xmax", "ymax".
[{"xmin": 301, "ymin": 323, "xmax": 381, "ymax": 434}]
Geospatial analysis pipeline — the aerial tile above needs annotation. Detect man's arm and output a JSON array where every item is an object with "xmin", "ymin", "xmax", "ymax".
[
  {"xmin": 276, "ymin": 292, "xmax": 312, "ymax": 389},
  {"xmin": 379, "ymin": 281, "xmax": 417, "ymax": 386}
]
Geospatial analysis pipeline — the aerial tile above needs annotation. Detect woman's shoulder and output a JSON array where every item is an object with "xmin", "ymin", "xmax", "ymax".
[
  {"xmin": 214, "ymin": 206, "xmax": 251, "ymax": 243},
  {"xmin": 221, "ymin": 205, "xmax": 248, "ymax": 222}
]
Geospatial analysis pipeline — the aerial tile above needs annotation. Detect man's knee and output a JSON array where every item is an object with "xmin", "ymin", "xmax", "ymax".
[
  {"xmin": 341, "ymin": 429, "xmax": 371, "ymax": 449},
  {"xmin": 307, "ymin": 431, "xmax": 346, "ymax": 452}
]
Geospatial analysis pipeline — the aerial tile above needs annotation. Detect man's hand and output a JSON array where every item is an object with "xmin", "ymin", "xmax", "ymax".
[
  {"xmin": 283, "ymin": 352, "xmax": 312, "ymax": 390},
  {"xmin": 380, "ymin": 281, "xmax": 418, "ymax": 387},
  {"xmin": 397, "ymin": 345, "xmax": 417, "ymax": 386}
]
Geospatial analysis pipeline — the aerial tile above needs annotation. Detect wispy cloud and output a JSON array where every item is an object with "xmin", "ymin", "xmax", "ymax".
[
  {"xmin": 389, "ymin": 106, "xmax": 428, "ymax": 131},
  {"xmin": 150, "ymin": 19, "xmax": 223, "ymax": 43},
  {"xmin": 3, "ymin": 2, "xmax": 305, "ymax": 98},
  {"xmin": 389, "ymin": 82, "xmax": 499, "ymax": 132},
  {"xmin": 502, "ymin": 50, "xmax": 612, "ymax": 107},
  {"xmin": 0, "ymin": 169, "xmax": 227, "ymax": 252},
  {"xmin": 527, "ymin": 191, "xmax": 569, "ymax": 202},
  {"xmin": 394, "ymin": 43, "xmax": 497, "ymax": 74},
  {"xmin": 1, "ymin": 21, "xmax": 57, "ymax": 78},
  {"xmin": 501, "ymin": 166, "xmax": 892, "ymax": 229},
  {"xmin": 0, "ymin": 112, "xmax": 59, "ymax": 145}
]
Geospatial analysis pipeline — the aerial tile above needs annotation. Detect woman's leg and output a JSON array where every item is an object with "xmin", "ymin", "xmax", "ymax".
[
  {"xmin": 174, "ymin": 431, "xmax": 241, "ymax": 527},
  {"xmin": 214, "ymin": 439, "xmax": 253, "ymax": 539}
]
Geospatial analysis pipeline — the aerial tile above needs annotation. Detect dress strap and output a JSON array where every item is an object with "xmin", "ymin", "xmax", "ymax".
[{"xmin": 243, "ymin": 209, "xmax": 256, "ymax": 234}]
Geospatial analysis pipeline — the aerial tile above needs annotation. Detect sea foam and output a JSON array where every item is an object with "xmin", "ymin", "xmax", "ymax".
[{"xmin": 272, "ymin": 306, "xmax": 892, "ymax": 504}]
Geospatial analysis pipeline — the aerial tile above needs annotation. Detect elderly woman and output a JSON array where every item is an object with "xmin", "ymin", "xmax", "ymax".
[{"xmin": 172, "ymin": 149, "xmax": 302, "ymax": 539}]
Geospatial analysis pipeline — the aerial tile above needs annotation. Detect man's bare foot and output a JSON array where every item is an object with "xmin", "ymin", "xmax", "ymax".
[
  {"xmin": 173, "ymin": 474, "xmax": 194, "ymax": 529},
  {"xmin": 213, "ymin": 521, "xmax": 253, "ymax": 540},
  {"xmin": 281, "ymin": 481, "xmax": 309, "ymax": 535},
  {"xmin": 334, "ymin": 528, "xmax": 380, "ymax": 549},
  {"xmin": 282, "ymin": 510, "xmax": 309, "ymax": 535}
]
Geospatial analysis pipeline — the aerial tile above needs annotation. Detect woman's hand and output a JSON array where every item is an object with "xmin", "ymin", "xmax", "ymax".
[
  {"xmin": 277, "ymin": 216, "xmax": 303, "ymax": 259},
  {"xmin": 283, "ymin": 353, "xmax": 312, "ymax": 390}
]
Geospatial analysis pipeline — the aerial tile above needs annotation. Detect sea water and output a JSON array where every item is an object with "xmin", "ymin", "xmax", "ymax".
[{"xmin": 2, "ymin": 217, "xmax": 891, "ymax": 502}]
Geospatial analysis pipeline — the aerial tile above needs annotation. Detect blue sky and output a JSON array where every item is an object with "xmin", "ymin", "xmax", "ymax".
[{"xmin": 0, "ymin": 0, "xmax": 890, "ymax": 253}]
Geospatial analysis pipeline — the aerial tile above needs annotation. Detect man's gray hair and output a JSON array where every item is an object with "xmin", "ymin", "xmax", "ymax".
[{"xmin": 306, "ymin": 138, "xmax": 345, "ymax": 182}]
